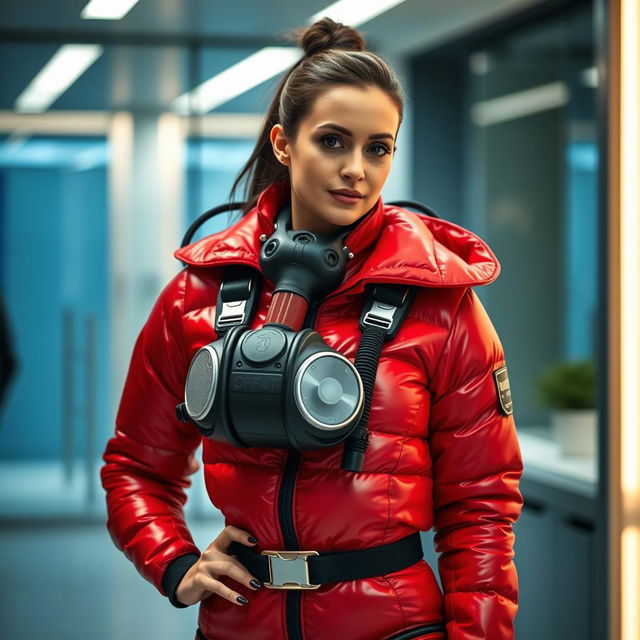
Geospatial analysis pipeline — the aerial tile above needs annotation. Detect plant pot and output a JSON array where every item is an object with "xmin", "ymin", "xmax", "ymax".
[{"xmin": 550, "ymin": 409, "xmax": 597, "ymax": 457}]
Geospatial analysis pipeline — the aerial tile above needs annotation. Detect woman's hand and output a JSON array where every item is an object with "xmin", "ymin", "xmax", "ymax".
[{"xmin": 176, "ymin": 525, "xmax": 262, "ymax": 607}]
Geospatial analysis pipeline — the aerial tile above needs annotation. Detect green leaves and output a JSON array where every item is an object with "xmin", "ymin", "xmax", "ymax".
[{"xmin": 534, "ymin": 359, "xmax": 596, "ymax": 409}]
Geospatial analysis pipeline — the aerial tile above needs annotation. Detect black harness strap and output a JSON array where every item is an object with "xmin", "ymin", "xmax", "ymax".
[{"xmin": 341, "ymin": 284, "xmax": 416, "ymax": 472}]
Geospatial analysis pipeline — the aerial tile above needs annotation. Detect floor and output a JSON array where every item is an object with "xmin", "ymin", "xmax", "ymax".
[
  {"xmin": 0, "ymin": 515, "xmax": 225, "ymax": 640},
  {"xmin": 0, "ymin": 456, "xmax": 223, "ymax": 640}
]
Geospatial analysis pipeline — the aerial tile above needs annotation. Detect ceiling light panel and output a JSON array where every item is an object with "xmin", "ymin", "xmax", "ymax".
[
  {"xmin": 81, "ymin": 0, "xmax": 140, "ymax": 20},
  {"xmin": 309, "ymin": 0, "xmax": 407, "ymax": 27},
  {"xmin": 172, "ymin": 47, "xmax": 302, "ymax": 115},
  {"xmin": 15, "ymin": 44, "xmax": 104, "ymax": 113}
]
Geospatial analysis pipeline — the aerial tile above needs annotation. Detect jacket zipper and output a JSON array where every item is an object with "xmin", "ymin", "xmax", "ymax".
[
  {"xmin": 278, "ymin": 298, "xmax": 321, "ymax": 549},
  {"xmin": 278, "ymin": 298, "xmax": 321, "ymax": 640}
]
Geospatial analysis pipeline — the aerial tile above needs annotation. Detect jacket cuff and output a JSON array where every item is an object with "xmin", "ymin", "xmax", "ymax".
[{"xmin": 161, "ymin": 553, "xmax": 200, "ymax": 608}]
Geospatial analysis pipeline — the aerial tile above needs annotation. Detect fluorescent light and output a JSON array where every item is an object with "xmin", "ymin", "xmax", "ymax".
[
  {"xmin": 580, "ymin": 66, "xmax": 598, "ymax": 88},
  {"xmin": 173, "ymin": 0, "xmax": 407, "ymax": 114},
  {"xmin": 470, "ymin": 81, "xmax": 570, "ymax": 127},
  {"xmin": 309, "ymin": 0, "xmax": 407, "ymax": 27},
  {"xmin": 172, "ymin": 47, "xmax": 302, "ymax": 115},
  {"xmin": 15, "ymin": 44, "xmax": 103, "ymax": 113},
  {"xmin": 81, "ymin": 0, "xmax": 139, "ymax": 20}
]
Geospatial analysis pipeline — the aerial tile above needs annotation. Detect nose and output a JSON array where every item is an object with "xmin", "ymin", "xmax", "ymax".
[{"xmin": 340, "ymin": 150, "xmax": 365, "ymax": 182}]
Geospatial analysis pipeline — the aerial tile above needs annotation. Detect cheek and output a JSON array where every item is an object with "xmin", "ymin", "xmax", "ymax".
[
  {"xmin": 293, "ymin": 153, "xmax": 333, "ymax": 185},
  {"xmin": 293, "ymin": 148, "xmax": 319, "ymax": 172},
  {"xmin": 372, "ymin": 160, "xmax": 391, "ymax": 180},
  {"xmin": 368, "ymin": 163, "xmax": 389, "ymax": 188},
  {"xmin": 309, "ymin": 151, "xmax": 334, "ymax": 171}
]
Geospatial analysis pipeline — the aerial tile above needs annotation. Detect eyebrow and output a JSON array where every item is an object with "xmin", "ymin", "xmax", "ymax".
[{"xmin": 315, "ymin": 123, "xmax": 395, "ymax": 142}]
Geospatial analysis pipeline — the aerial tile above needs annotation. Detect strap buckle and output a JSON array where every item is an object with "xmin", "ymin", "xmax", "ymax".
[
  {"xmin": 359, "ymin": 284, "xmax": 414, "ymax": 340},
  {"xmin": 217, "ymin": 298, "xmax": 248, "ymax": 328},
  {"xmin": 362, "ymin": 299, "xmax": 399, "ymax": 331},
  {"xmin": 260, "ymin": 550, "xmax": 321, "ymax": 589},
  {"xmin": 215, "ymin": 271, "xmax": 260, "ymax": 334}
]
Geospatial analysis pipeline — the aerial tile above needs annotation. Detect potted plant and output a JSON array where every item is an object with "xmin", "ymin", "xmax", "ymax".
[{"xmin": 533, "ymin": 359, "xmax": 597, "ymax": 456}]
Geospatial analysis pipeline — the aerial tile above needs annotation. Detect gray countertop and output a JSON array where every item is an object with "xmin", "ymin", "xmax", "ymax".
[{"xmin": 517, "ymin": 426, "xmax": 598, "ymax": 498}]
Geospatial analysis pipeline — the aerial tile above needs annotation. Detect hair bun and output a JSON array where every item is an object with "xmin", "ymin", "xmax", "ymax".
[{"xmin": 294, "ymin": 17, "xmax": 366, "ymax": 58}]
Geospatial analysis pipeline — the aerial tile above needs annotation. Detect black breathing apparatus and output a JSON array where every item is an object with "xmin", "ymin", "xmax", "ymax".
[{"xmin": 175, "ymin": 199, "xmax": 440, "ymax": 473}]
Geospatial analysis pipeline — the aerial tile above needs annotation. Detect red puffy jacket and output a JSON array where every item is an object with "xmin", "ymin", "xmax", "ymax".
[{"xmin": 101, "ymin": 180, "xmax": 523, "ymax": 640}]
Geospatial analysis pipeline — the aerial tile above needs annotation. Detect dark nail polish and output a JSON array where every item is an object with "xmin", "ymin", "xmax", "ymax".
[
  {"xmin": 250, "ymin": 579, "xmax": 262, "ymax": 589},
  {"xmin": 237, "ymin": 595, "xmax": 249, "ymax": 605},
  {"xmin": 248, "ymin": 536, "xmax": 257, "ymax": 543}
]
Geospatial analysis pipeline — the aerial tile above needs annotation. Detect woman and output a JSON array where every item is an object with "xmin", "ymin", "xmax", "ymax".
[{"xmin": 101, "ymin": 17, "xmax": 523, "ymax": 640}]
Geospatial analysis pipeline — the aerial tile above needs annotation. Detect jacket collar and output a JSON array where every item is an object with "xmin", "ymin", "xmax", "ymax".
[{"xmin": 174, "ymin": 180, "xmax": 500, "ymax": 299}]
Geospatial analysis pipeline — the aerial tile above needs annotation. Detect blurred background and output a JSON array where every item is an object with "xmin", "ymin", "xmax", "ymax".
[{"xmin": 0, "ymin": 0, "xmax": 631, "ymax": 639}]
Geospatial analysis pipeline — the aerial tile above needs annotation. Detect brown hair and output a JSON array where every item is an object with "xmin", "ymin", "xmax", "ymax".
[{"xmin": 228, "ymin": 16, "xmax": 405, "ymax": 215}]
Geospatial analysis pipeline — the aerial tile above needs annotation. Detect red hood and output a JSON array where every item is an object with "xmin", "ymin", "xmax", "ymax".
[{"xmin": 173, "ymin": 180, "xmax": 500, "ymax": 298}]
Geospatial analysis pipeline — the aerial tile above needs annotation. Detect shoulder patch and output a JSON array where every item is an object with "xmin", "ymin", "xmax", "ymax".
[{"xmin": 493, "ymin": 366, "xmax": 513, "ymax": 416}]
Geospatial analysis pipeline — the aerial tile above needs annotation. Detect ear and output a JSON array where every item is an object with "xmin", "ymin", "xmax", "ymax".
[{"xmin": 270, "ymin": 123, "xmax": 291, "ymax": 167}]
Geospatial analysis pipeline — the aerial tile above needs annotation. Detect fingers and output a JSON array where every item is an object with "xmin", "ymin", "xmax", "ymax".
[
  {"xmin": 197, "ymin": 525, "xmax": 262, "ymax": 606},
  {"xmin": 213, "ymin": 525, "xmax": 258, "ymax": 553},
  {"xmin": 196, "ymin": 572, "xmax": 251, "ymax": 607},
  {"xmin": 214, "ymin": 558, "xmax": 262, "ymax": 592}
]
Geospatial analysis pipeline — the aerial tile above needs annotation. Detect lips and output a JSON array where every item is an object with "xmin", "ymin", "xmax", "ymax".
[
  {"xmin": 328, "ymin": 190, "xmax": 364, "ymax": 206},
  {"xmin": 329, "ymin": 189, "xmax": 364, "ymax": 198}
]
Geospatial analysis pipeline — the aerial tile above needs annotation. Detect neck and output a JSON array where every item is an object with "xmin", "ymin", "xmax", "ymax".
[{"xmin": 285, "ymin": 201, "xmax": 372, "ymax": 238}]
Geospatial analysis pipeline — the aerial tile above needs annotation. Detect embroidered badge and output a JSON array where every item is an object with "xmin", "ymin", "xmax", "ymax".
[{"xmin": 493, "ymin": 366, "xmax": 513, "ymax": 416}]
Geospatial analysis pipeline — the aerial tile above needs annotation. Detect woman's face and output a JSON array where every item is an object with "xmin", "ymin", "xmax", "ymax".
[{"xmin": 270, "ymin": 84, "xmax": 400, "ymax": 234}]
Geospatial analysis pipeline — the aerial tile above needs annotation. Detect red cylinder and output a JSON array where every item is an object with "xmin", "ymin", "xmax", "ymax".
[{"xmin": 265, "ymin": 291, "xmax": 309, "ymax": 331}]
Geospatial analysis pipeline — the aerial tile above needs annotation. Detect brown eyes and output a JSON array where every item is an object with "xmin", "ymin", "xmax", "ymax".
[{"xmin": 319, "ymin": 134, "xmax": 392, "ymax": 157}]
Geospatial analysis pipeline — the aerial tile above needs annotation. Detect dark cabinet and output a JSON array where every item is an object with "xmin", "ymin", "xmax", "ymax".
[
  {"xmin": 554, "ymin": 515, "xmax": 596, "ymax": 639},
  {"xmin": 421, "ymin": 471, "xmax": 597, "ymax": 640},
  {"xmin": 514, "ymin": 476, "xmax": 597, "ymax": 640},
  {"xmin": 513, "ymin": 499, "xmax": 556, "ymax": 638}
]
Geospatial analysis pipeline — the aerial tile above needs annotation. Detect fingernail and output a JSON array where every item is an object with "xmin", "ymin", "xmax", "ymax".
[
  {"xmin": 250, "ymin": 579, "xmax": 262, "ymax": 589},
  {"xmin": 237, "ymin": 596, "xmax": 249, "ymax": 605},
  {"xmin": 248, "ymin": 536, "xmax": 257, "ymax": 543}
]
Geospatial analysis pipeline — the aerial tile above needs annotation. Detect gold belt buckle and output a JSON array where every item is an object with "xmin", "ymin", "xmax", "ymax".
[{"xmin": 260, "ymin": 550, "xmax": 321, "ymax": 589}]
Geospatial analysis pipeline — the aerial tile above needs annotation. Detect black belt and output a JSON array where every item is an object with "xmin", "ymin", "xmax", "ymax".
[{"xmin": 227, "ymin": 531, "xmax": 423, "ymax": 590}]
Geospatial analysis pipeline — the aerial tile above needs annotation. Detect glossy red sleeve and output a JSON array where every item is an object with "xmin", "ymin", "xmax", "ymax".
[
  {"xmin": 428, "ymin": 287, "xmax": 524, "ymax": 640},
  {"xmin": 100, "ymin": 268, "xmax": 202, "ymax": 597}
]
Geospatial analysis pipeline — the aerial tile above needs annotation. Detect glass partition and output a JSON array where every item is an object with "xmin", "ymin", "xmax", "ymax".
[
  {"xmin": 0, "ymin": 41, "xmax": 262, "ymax": 519},
  {"xmin": 466, "ymin": 3, "xmax": 598, "ymax": 437}
]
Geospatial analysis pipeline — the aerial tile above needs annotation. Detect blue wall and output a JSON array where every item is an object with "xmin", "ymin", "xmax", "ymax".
[
  {"xmin": 0, "ymin": 136, "xmax": 254, "ymax": 461},
  {"xmin": 0, "ymin": 165, "xmax": 109, "ymax": 460}
]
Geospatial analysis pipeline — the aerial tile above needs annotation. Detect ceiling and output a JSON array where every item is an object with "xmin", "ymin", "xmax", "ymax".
[{"xmin": 0, "ymin": 0, "xmax": 546, "ymax": 114}]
